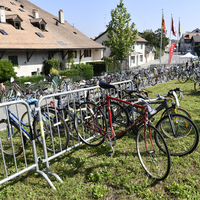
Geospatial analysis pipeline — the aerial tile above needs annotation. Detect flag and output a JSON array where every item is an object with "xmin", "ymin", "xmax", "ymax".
[
  {"xmin": 171, "ymin": 17, "xmax": 177, "ymax": 37},
  {"xmin": 162, "ymin": 11, "xmax": 167, "ymax": 34},
  {"xmin": 179, "ymin": 20, "xmax": 181, "ymax": 38},
  {"xmin": 168, "ymin": 43, "xmax": 176, "ymax": 66}
]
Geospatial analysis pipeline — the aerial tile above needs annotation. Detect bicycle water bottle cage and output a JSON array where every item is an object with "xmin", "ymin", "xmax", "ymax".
[{"xmin": 99, "ymin": 81, "xmax": 116, "ymax": 89}]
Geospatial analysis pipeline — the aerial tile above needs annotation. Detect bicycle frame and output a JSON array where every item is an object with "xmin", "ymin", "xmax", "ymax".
[{"xmin": 85, "ymin": 94, "xmax": 154, "ymax": 148}]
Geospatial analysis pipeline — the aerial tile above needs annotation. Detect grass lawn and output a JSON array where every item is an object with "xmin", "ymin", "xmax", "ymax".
[{"xmin": 0, "ymin": 79, "xmax": 200, "ymax": 199}]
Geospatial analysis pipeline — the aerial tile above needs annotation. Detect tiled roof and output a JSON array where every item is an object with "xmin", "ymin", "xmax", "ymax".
[
  {"xmin": 191, "ymin": 35, "xmax": 200, "ymax": 42},
  {"xmin": 94, "ymin": 30, "xmax": 147, "ymax": 43},
  {"xmin": 182, "ymin": 33, "xmax": 200, "ymax": 40},
  {"xmin": 0, "ymin": 0, "xmax": 104, "ymax": 50}
]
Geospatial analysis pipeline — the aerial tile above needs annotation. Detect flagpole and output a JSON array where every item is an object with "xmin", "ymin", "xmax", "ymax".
[
  {"xmin": 176, "ymin": 17, "xmax": 179, "ymax": 66},
  {"xmin": 160, "ymin": 9, "xmax": 163, "ymax": 66}
]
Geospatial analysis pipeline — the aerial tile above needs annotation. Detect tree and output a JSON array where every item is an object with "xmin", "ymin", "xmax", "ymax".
[
  {"xmin": 0, "ymin": 59, "xmax": 17, "ymax": 80},
  {"xmin": 104, "ymin": 0, "xmax": 138, "ymax": 72},
  {"xmin": 140, "ymin": 29, "xmax": 169, "ymax": 50}
]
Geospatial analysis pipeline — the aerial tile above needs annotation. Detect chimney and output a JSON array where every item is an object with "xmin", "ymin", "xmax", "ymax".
[
  {"xmin": 59, "ymin": 9, "xmax": 64, "ymax": 24},
  {"xmin": 0, "ymin": 6, "xmax": 5, "ymax": 23},
  {"xmin": 32, "ymin": 9, "xmax": 39, "ymax": 18}
]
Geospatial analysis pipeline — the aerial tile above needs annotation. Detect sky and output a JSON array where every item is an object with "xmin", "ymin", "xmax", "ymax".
[{"xmin": 30, "ymin": 0, "xmax": 200, "ymax": 39}]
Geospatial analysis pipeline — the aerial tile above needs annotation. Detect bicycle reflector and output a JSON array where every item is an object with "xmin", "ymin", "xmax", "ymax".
[{"xmin": 50, "ymin": 101, "xmax": 55, "ymax": 107}]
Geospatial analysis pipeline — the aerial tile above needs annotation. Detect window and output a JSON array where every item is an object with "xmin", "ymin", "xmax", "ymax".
[
  {"xmin": 74, "ymin": 50, "xmax": 77, "ymax": 58},
  {"xmin": 19, "ymin": 8, "xmax": 25, "ymax": 12},
  {"xmin": 8, "ymin": 56, "xmax": 18, "ymax": 65},
  {"xmin": 10, "ymin": 2, "xmax": 16, "ymax": 5},
  {"xmin": 132, "ymin": 45, "xmax": 135, "ymax": 50},
  {"xmin": 131, "ymin": 56, "xmax": 135, "ymax": 64},
  {"xmin": 140, "ymin": 44, "xmax": 143, "ymax": 49},
  {"xmin": 0, "ymin": 29, "xmax": 8, "ymax": 35},
  {"xmin": 15, "ymin": 21, "xmax": 20, "ymax": 29},
  {"xmin": 35, "ymin": 32, "xmax": 44, "ymax": 37},
  {"xmin": 84, "ymin": 50, "xmax": 91, "ymax": 57},
  {"xmin": 140, "ymin": 55, "xmax": 143, "ymax": 62}
]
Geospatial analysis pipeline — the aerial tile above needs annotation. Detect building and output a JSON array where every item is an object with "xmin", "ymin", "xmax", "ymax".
[
  {"xmin": 94, "ymin": 31, "xmax": 148, "ymax": 70},
  {"xmin": 0, "ymin": 0, "xmax": 105, "ymax": 76},
  {"xmin": 145, "ymin": 46, "xmax": 156, "ymax": 63},
  {"xmin": 180, "ymin": 28, "xmax": 200, "ymax": 54}
]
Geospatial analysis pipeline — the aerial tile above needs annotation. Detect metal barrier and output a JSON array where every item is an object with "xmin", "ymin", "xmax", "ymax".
[
  {"xmin": 0, "ymin": 100, "xmax": 60, "ymax": 189},
  {"xmin": 0, "ymin": 80, "xmax": 133, "ymax": 189}
]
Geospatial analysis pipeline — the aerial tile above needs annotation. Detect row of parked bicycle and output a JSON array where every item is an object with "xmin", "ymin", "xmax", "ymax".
[{"xmin": 0, "ymin": 78, "xmax": 198, "ymax": 182}]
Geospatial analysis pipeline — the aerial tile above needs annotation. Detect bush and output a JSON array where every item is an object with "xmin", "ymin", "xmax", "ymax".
[
  {"xmin": 50, "ymin": 68, "xmax": 59, "ymax": 76},
  {"xmin": 72, "ymin": 63, "xmax": 93, "ymax": 79},
  {"xmin": 0, "ymin": 59, "xmax": 17, "ymax": 81},
  {"xmin": 43, "ymin": 58, "xmax": 60, "ymax": 75},
  {"xmin": 60, "ymin": 63, "xmax": 94, "ymax": 81}
]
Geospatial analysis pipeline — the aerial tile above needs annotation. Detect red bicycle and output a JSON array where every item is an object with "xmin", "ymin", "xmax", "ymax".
[{"xmin": 75, "ymin": 81, "xmax": 171, "ymax": 180}]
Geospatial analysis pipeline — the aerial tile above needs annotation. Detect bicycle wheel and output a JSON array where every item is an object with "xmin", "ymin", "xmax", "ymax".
[
  {"xmin": 137, "ymin": 124, "xmax": 171, "ymax": 180},
  {"xmin": 33, "ymin": 108, "xmax": 69, "ymax": 153},
  {"xmin": 178, "ymin": 73, "xmax": 188, "ymax": 83},
  {"xmin": 156, "ymin": 114, "xmax": 199, "ymax": 156},
  {"xmin": 0, "ymin": 119, "xmax": 26, "ymax": 156},
  {"xmin": 75, "ymin": 101, "xmax": 107, "ymax": 146},
  {"xmin": 194, "ymin": 80, "xmax": 200, "ymax": 91},
  {"xmin": 0, "ymin": 87, "xmax": 16, "ymax": 102},
  {"xmin": 161, "ymin": 107, "xmax": 191, "ymax": 119}
]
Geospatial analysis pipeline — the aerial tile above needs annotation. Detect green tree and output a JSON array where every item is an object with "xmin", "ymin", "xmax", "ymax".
[
  {"xmin": 0, "ymin": 59, "xmax": 17, "ymax": 80},
  {"xmin": 104, "ymin": 0, "xmax": 138, "ymax": 72},
  {"xmin": 140, "ymin": 28, "xmax": 169, "ymax": 50}
]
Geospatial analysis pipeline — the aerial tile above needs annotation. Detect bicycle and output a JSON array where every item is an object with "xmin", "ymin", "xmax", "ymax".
[
  {"xmin": 1, "ymin": 77, "xmax": 37, "ymax": 102},
  {"xmin": 122, "ymin": 88, "xmax": 198, "ymax": 157},
  {"xmin": 0, "ymin": 98, "xmax": 70, "ymax": 156},
  {"xmin": 75, "ymin": 81, "xmax": 171, "ymax": 180}
]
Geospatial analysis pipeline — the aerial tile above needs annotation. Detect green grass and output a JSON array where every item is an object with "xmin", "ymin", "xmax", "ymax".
[{"xmin": 0, "ymin": 79, "xmax": 200, "ymax": 199}]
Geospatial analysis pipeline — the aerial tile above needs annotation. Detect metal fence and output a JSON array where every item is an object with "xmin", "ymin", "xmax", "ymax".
[{"xmin": 0, "ymin": 80, "xmax": 133, "ymax": 189}]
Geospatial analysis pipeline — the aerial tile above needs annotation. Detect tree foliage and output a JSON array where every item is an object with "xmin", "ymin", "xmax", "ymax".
[
  {"xmin": 104, "ymin": 0, "xmax": 138, "ymax": 70},
  {"xmin": 0, "ymin": 59, "xmax": 17, "ymax": 80},
  {"xmin": 140, "ymin": 29, "xmax": 169, "ymax": 50}
]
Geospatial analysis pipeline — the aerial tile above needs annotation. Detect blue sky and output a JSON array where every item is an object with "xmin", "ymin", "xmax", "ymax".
[{"xmin": 30, "ymin": 0, "xmax": 200, "ymax": 39}]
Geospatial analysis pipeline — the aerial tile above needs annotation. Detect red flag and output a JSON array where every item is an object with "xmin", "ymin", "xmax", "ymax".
[
  {"xmin": 171, "ymin": 17, "xmax": 177, "ymax": 37},
  {"xmin": 162, "ymin": 11, "xmax": 167, "ymax": 34},
  {"xmin": 168, "ymin": 43, "xmax": 176, "ymax": 66}
]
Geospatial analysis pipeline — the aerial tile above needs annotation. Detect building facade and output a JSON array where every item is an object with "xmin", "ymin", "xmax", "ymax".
[
  {"xmin": 0, "ymin": 0, "xmax": 105, "ymax": 77},
  {"xmin": 94, "ymin": 31, "xmax": 148, "ymax": 70}
]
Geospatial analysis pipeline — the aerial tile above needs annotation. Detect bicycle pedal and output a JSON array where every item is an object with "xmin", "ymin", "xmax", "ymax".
[{"xmin": 106, "ymin": 152, "xmax": 115, "ymax": 157}]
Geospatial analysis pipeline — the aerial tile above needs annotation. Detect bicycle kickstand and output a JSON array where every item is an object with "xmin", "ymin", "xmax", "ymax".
[{"xmin": 105, "ymin": 132, "xmax": 116, "ymax": 157}]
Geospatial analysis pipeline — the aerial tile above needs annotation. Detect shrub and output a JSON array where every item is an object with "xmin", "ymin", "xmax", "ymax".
[
  {"xmin": 0, "ymin": 59, "xmax": 17, "ymax": 81},
  {"xmin": 43, "ymin": 58, "xmax": 60, "ymax": 75},
  {"xmin": 50, "ymin": 68, "xmax": 59, "ymax": 76}
]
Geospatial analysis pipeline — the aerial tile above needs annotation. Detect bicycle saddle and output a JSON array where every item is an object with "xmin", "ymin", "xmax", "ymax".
[{"xmin": 99, "ymin": 81, "xmax": 116, "ymax": 89}]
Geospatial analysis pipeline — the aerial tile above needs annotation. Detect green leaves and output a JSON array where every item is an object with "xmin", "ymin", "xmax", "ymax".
[{"xmin": 105, "ymin": 0, "xmax": 138, "ymax": 65}]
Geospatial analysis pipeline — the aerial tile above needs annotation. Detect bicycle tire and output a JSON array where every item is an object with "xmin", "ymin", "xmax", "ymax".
[
  {"xmin": 75, "ymin": 101, "xmax": 107, "ymax": 146},
  {"xmin": 155, "ymin": 113, "xmax": 199, "ymax": 156},
  {"xmin": 137, "ymin": 124, "xmax": 171, "ymax": 180},
  {"xmin": 1, "ymin": 87, "xmax": 17, "ymax": 102},
  {"xmin": 178, "ymin": 73, "xmax": 188, "ymax": 83},
  {"xmin": 33, "ymin": 108, "xmax": 69, "ymax": 153},
  {"xmin": 194, "ymin": 80, "xmax": 200, "ymax": 91},
  {"xmin": 0, "ymin": 119, "xmax": 26, "ymax": 156},
  {"xmin": 161, "ymin": 107, "xmax": 192, "ymax": 119}
]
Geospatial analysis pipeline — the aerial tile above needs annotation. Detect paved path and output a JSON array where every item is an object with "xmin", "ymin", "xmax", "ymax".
[{"xmin": 140, "ymin": 52, "xmax": 189, "ymax": 69}]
